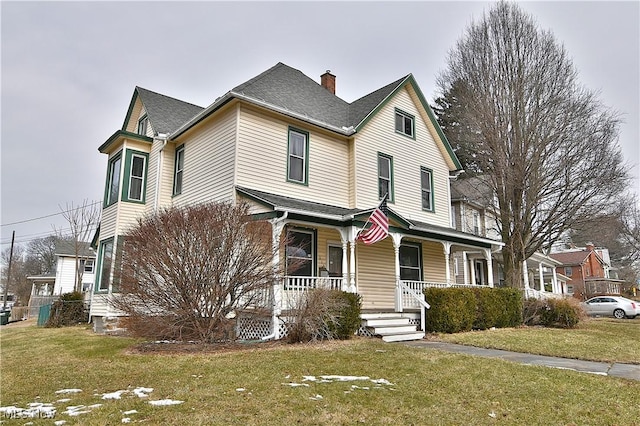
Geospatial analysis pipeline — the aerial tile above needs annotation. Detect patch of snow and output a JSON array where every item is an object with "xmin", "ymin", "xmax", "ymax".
[
  {"xmin": 55, "ymin": 389, "xmax": 82, "ymax": 394},
  {"xmin": 489, "ymin": 411, "xmax": 497, "ymax": 418},
  {"xmin": 133, "ymin": 387, "xmax": 153, "ymax": 398},
  {"xmin": 371, "ymin": 378, "xmax": 395, "ymax": 386},
  {"xmin": 148, "ymin": 399, "xmax": 184, "ymax": 406},
  {"xmin": 309, "ymin": 394, "xmax": 323, "ymax": 401},
  {"xmin": 123, "ymin": 410, "xmax": 138, "ymax": 415},
  {"xmin": 282, "ymin": 383, "xmax": 309, "ymax": 387},
  {"xmin": 54, "ymin": 421, "xmax": 67, "ymax": 425},
  {"xmin": 122, "ymin": 418, "xmax": 131, "ymax": 423},
  {"xmin": 57, "ymin": 398, "xmax": 72, "ymax": 403},
  {"xmin": 236, "ymin": 388, "xmax": 246, "ymax": 392},
  {"xmin": 102, "ymin": 390, "xmax": 127, "ymax": 400},
  {"xmin": 321, "ymin": 375, "xmax": 370, "ymax": 382},
  {"xmin": 0, "ymin": 404, "xmax": 56, "ymax": 419}
]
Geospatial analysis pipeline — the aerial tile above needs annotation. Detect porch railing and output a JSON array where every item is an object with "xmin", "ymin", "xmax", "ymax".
[
  {"xmin": 397, "ymin": 280, "xmax": 430, "ymax": 332},
  {"xmin": 283, "ymin": 276, "xmax": 343, "ymax": 291},
  {"xmin": 243, "ymin": 276, "xmax": 345, "ymax": 313}
]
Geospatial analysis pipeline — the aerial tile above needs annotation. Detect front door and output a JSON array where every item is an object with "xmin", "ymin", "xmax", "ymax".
[{"xmin": 328, "ymin": 245, "xmax": 343, "ymax": 277}]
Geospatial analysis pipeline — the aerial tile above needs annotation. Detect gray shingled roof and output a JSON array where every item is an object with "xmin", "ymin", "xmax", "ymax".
[
  {"xmin": 231, "ymin": 62, "xmax": 407, "ymax": 130},
  {"xmin": 237, "ymin": 186, "xmax": 361, "ymax": 218},
  {"xmin": 136, "ymin": 87, "xmax": 204, "ymax": 135},
  {"xmin": 55, "ymin": 240, "xmax": 95, "ymax": 257}
]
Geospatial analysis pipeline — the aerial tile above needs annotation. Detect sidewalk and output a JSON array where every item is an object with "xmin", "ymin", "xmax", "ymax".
[{"xmin": 402, "ymin": 340, "xmax": 640, "ymax": 381}]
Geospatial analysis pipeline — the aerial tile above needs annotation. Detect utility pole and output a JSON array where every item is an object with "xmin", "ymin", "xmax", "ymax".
[{"xmin": 3, "ymin": 231, "xmax": 15, "ymax": 310}]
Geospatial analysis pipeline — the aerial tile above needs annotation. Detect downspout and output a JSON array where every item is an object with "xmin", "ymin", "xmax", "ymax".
[{"xmin": 153, "ymin": 134, "xmax": 169, "ymax": 212}]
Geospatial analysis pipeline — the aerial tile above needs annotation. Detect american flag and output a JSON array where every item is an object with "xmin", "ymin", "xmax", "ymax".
[{"xmin": 358, "ymin": 195, "xmax": 389, "ymax": 245}]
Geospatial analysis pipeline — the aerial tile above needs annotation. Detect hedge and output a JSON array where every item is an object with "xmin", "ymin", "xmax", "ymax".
[{"xmin": 424, "ymin": 287, "xmax": 522, "ymax": 333}]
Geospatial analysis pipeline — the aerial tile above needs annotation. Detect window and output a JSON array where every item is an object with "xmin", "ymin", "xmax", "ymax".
[
  {"xmin": 327, "ymin": 245, "xmax": 343, "ymax": 277},
  {"xmin": 122, "ymin": 150, "xmax": 149, "ymax": 203},
  {"xmin": 285, "ymin": 229, "xmax": 314, "ymax": 277},
  {"xmin": 399, "ymin": 244, "xmax": 422, "ymax": 281},
  {"xmin": 97, "ymin": 239, "xmax": 114, "ymax": 291},
  {"xmin": 420, "ymin": 167, "xmax": 434, "ymax": 211},
  {"xmin": 83, "ymin": 259, "xmax": 94, "ymax": 274},
  {"xmin": 104, "ymin": 152, "xmax": 122, "ymax": 206},
  {"xmin": 173, "ymin": 145, "xmax": 185, "ymax": 195},
  {"xmin": 473, "ymin": 211, "xmax": 480, "ymax": 235},
  {"xmin": 395, "ymin": 109, "xmax": 415, "ymax": 138},
  {"xmin": 378, "ymin": 153, "xmax": 394, "ymax": 201},
  {"xmin": 564, "ymin": 267, "xmax": 573, "ymax": 277},
  {"xmin": 287, "ymin": 128, "xmax": 309, "ymax": 184},
  {"xmin": 137, "ymin": 115, "xmax": 148, "ymax": 135},
  {"xmin": 585, "ymin": 266, "xmax": 591, "ymax": 277},
  {"xmin": 451, "ymin": 205, "xmax": 457, "ymax": 229}
]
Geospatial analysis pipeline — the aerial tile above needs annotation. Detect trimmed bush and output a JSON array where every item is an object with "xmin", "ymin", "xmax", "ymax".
[
  {"xmin": 424, "ymin": 288, "xmax": 476, "ymax": 333},
  {"xmin": 46, "ymin": 291, "xmax": 88, "ymax": 327},
  {"xmin": 287, "ymin": 289, "xmax": 362, "ymax": 343},
  {"xmin": 425, "ymin": 287, "xmax": 522, "ymax": 333},
  {"xmin": 540, "ymin": 298, "xmax": 585, "ymax": 328}
]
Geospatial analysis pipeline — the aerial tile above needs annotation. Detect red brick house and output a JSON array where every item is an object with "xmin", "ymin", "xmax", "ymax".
[{"xmin": 549, "ymin": 244, "xmax": 621, "ymax": 299}]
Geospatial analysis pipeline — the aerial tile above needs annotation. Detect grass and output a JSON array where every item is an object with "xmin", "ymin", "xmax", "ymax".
[
  {"xmin": 0, "ymin": 322, "xmax": 639, "ymax": 425},
  {"xmin": 435, "ymin": 317, "xmax": 640, "ymax": 364}
]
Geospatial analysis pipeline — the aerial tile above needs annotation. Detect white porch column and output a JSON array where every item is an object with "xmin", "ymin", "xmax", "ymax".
[
  {"xmin": 523, "ymin": 260, "xmax": 530, "ymax": 289},
  {"xmin": 469, "ymin": 256, "xmax": 476, "ymax": 286},
  {"xmin": 462, "ymin": 251, "xmax": 469, "ymax": 285},
  {"xmin": 338, "ymin": 228, "xmax": 350, "ymax": 292},
  {"xmin": 483, "ymin": 248, "xmax": 494, "ymax": 287},
  {"xmin": 538, "ymin": 262, "xmax": 545, "ymax": 293},
  {"xmin": 270, "ymin": 216, "xmax": 287, "ymax": 339},
  {"xmin": 349, "ymin": 226, "xmax": 357, "ymax": 293},
  {"xmin": 391, "ymin": 233, "xmax": 403, "ymax": 312},
  {"xmin": 442, "ymin": 242, "xmax": 452, "ymax": 284},
  {"xmin": 552, "ymin": 267, "xmax": 558, "ymax": 294}
]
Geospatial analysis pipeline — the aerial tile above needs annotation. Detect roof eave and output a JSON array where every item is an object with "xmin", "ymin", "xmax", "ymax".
[{"xmin": 98, "ymin": 130, "xmax": 153, "ymax": 154}]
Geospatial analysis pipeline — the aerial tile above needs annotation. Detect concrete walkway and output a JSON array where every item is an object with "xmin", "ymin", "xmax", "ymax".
[{"xmin": 402, "ymin": 340, "xmax": 640, "ymax": 381}]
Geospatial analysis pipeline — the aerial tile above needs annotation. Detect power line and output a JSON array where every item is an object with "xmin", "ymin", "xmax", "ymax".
[
  {"xmin": 1, "ymin": 200, "xmax": 101, "ymax": 227},
  {"xmin": 1, "ymin": 221, "xmax": 100, "ymax": 246}
]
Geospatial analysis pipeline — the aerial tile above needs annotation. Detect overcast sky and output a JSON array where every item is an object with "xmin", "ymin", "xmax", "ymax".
[{"xmin": 2, "ymin": 1, "xmax": 639, "ymax": 249}]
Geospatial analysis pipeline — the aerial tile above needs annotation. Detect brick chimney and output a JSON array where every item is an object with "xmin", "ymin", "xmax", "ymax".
[
  {"xmin": 586, "ymin": 242, "xmax": 595, "ymax": 252},
  {"xmin": 321, "ymin": 70, "xmax": 336, "ymax": 94}
]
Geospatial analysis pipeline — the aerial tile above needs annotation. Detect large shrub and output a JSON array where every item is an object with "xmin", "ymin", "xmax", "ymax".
[
  {"xmin": 46, "ymin": 291, "xmax": 88, "ymax": 327},
  {"xmin": 424, "ymin": 288, "xmax": 476, "ymax": 333},
  {"xmin": 287, "ymin": 289, "xmax": 362, "ymax": 343},
  {"xmin": 472, "ymin": 287, "xmax": 522, "ymax": 330},
  {"xmin": 540, "ymin": 298, "xmax": 586, "ymax": 328}
]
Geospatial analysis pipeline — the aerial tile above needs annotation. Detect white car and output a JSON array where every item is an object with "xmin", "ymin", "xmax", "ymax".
[{"xmin": 582, "ymin": 296, "xmax": 638, "ymax": 319}]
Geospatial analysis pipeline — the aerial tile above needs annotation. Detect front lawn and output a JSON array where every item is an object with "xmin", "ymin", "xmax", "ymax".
[
  {"xmin": 435, "ymin": 317, "xmax": 640, "ymax": 364},
  {"xmin": 1, "ymin": 323, "xmax": 638, "ymax": 425}
]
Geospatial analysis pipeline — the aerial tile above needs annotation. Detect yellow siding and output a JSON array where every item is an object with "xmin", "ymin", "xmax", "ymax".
[
  {"xmin": 356, "ymin": 238, "xmax": 396, "ymax": 310},
  {"xmin": 354, "ymin": 87, "xmax": 452, "ymax": 227},
  {"xmin": 171, "ymin": 107, "xmax": 237, "ymax": 208},
  {"xmin": 422, "ymin": 241, "xmax": 447, "ymax": 282},
  {"xmin": 100, "ymin": 205, "xmax": 118, "ymax": 239},
  {"xmin": 316, "ymin": 227, "xmax": 344, "ymax": 272},
  {"xmin": 236, "ymin": 106, "xmax": 350, "ymax": 207},
  {"xmin": 124, "ymin": 100, "xmax": 144, "ymax": 134}
]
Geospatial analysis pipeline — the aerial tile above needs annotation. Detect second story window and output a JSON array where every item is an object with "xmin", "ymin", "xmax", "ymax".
[
  {"xmin": 395, "ymin": 109, "xmax": 415, "ymax": 138},
  {"xmin": 83, "ymin": 259, "xmax": 94, "ymax": 273},
  {"xmin": 378, "ymin": 153, "xmax": 394, "ymax": 201},
  {"xmin": 287, "ymin": 127, "xmax": 309, "ymax": 185},
  {"xmin": 128, "ymin": 154, "xmax": 146, "ymax": 201},
  {"xmin": 420, "ymin": 167, "xmax": 434, "ymax": 211},
  {"xmin": 473, "ymin": 211, "xmax": 480, "ymax": 235},
  {"xmin": 173, "ymin": 145, "xmax": 185, "ymax": 196},
  {"xmin": 564, "ymin": 267, "xmax": 572, "ymax": 277},
  {"xmin": 104, "ymin": 152, "xmax": 122, "ymax": 207},
  {"xmin": 137, "ymin": 115, "xmax": 148, "ymax": 135}
]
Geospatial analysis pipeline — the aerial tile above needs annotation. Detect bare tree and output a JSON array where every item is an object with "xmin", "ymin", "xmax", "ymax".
[
  {"xmin": 436, "ymin": 1, "xmax": 629, "ymax": 287},
  {"xmin": 111, "ymin": 201, "xmax": 283, "ymax": 342},
  {"xmin": 24, "ymin": 235, "xmax": 59, "ymax": 275},
  {"xmin": 59, "ymin": 200, "xmax": 101, "ymax": 293}
]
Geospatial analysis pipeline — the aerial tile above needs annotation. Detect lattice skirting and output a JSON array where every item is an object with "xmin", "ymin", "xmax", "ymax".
[{"xmin": 236, "ymin": 315, "xmax": 290, "ymax": 340}]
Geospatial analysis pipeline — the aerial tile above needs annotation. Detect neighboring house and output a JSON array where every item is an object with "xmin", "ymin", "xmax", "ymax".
[
  {"xmin": 450, "ymin": 176, "xmax": 566, "ymax": 299},
  {"xmin": 27, "ymin": 240, "xmax": 96, "ymax": 316},
  {"xmin": 90, "ymin": 62, "xmax": 502, "ymax": 341},
  {"xmin": 550, "ymin": 243, "xmax": 623, "ymax": 299}
]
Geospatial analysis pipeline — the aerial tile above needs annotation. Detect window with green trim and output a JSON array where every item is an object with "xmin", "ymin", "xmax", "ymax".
[
  {"xmin": 97, "ymin": 238, "xmax": 114, "ymax": 291},
  {"xmin": 173, "ymin": 145, "xmax": 185, "ymax": 196},
  {"xmin": 420, "ymin": 167, "xmax": 434, "ymax": 211},
  {"xmin": 137, "ymin": 114, "xmax": 148, "ymax": 135},
  {"xmin": 104, "ymin": 152, "xmax": 122, "ymax": 207},
  {"xmin": 122, "ymin": 150, "xmax": 149, "ymax": 203},
  {"xmin": 378, "ymin": 153, "xmax": 394, "ymax": 201},
  {"xmin": 399, "ymin": 243, "xmax": 422, "ymax": 281},
  {"xmin": 395, "ymin": 109, "xmax": 415, "ymax": 138},
  {"xmin": 287, "ymin": 128, "xmax": 309, "ymax": 185}
]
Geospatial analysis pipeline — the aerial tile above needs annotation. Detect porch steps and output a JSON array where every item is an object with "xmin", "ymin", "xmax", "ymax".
[{"xmin": 361, "ymin": 312, "xmax": 425, "ymax": 342}]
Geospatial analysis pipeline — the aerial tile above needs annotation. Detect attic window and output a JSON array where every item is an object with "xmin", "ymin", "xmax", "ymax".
[
  {"xmin": 137, "ymin": 115, "xmax": 149, "ymax": 136},
  {"xmin": 395, "ymin": 109, "xmax": 415, "ymax": 139}
]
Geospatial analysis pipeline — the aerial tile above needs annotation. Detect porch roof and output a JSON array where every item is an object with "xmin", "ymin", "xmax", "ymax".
[{"xmin": 237, "ymin": 186, "xmax": 502, "ymax": 249}]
